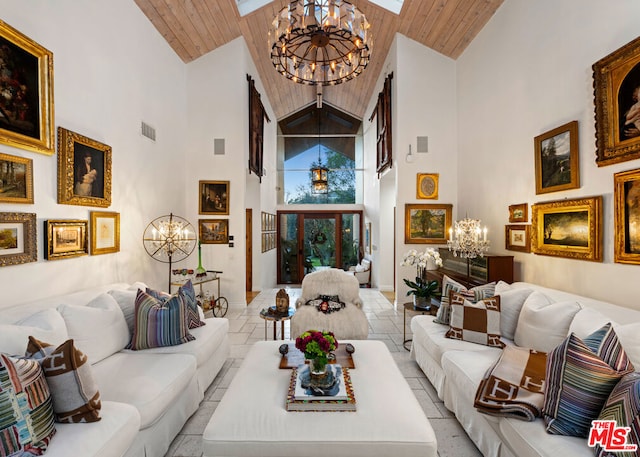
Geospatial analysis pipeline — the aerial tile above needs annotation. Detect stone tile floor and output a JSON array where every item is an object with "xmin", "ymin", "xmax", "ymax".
[{"xmin": 165, "ymin": 288, "xmax": 482, "ymax": 457}]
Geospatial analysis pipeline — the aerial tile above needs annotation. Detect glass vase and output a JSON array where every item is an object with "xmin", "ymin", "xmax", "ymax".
[{"xmin": 309, "ymin": 357, "xmax": 329, "ymax": 384}]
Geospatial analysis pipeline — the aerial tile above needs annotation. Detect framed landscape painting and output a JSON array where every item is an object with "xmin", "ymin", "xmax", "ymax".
[
  {"xmin": 531, "ymin": 196, "xmax": 602, "ymax": 262},
  {"xmin": 534, "ymin": 121, "xmax": 579, "ymax": 194},
  {"xmin": 90, "ymin": 211, "xmax": 120, "ymax": 255},
  {"xmin": 404, "ymin": 203, "xmax": 452, "ymax": 244},
  {"xmin": 0, "ymin": 152, "xmax": 33, "ymax": 204},
  {"xmin": 614, "ymin": 168, "xmax": 640, "ymax": 264},
  {"xmin": 199, "ymin": 219, "xmax": 229, "ymax": 244},
  {"xmin": 508, "ymin": 203, "xmax": 528, "ymax": 223},
  {"xmin": 45, "ymin": 219, "xmax": 88, "ymax": 260},
  {"xmin": 505, "ymin": 224, "xmax": 531, "ymax": 253},
  {"xmin": 0, "ymin": 212, "xmax": 36, "ymax": 266},
  {"xmin": 199, "ymin": 181, "xmax": 229, "ymax": 215}
]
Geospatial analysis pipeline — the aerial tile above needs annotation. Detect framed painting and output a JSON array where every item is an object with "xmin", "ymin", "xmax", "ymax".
[
  {"xmin": 45, "ymin": 219, "xmax": 88, "ymax": 260},
  {"xmin": 534, "ymin": 121, "xmax": 579, "ymax": 194},
  {"xmin": 0, "ymin": 212, "xmax": 36, "ymax": 266},
  {"xmin": 57, "ymin": 127, "xmax": 112, "ymax": 207},
  {"xmin": 508, "ymin": 203, "xmax": 528, "ymax": 223},
  {"xmin": 0, "ymin": 19, "xmax": 54, "ymax": 155},
  {"xmin": 531, "ymin": 196, "xmax": 602, "ymax": 262},
  {"xmin": 199, "ymin": 181, "xmax": 229, "ymax": 215},
  {"xmin": 614, "ymin": 168, "xmax": 640, "ymax": 264},
  {"xmin": 505, "ymin": 224, "xmax": 531, "ymax": 253},
  {"xmin": 404, "ymin": 203, "xmax": 452, "ymax": 244},
  {"xmin": 90, "ymin": 211, "xmax": 120, "ymax": 255},
  {"xmin": 593, "ymin": 35, "xmax": 640, "ymax": 166},
  {"xmin": 199, "ymin": 219, "xmax": 229, "ymax": 244},
  {"xmin": 0, "ymin": 152, "xmax": 33, "ymax": 204},
  {"xmin": 416, "ymin": 173, "xmax": 439, "ymax": 199}
]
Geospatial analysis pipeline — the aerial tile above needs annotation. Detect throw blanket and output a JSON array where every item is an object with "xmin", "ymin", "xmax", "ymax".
[{"xmin": 474, "ymin": 345, "xmax": 547, "ymax": 421}]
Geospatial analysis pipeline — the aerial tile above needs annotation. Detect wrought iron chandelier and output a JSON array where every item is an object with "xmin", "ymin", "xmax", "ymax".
[
  {"xmin": 447, "ymin": 217, "xmax": 489, "ymax": 259},
  {"xmin": 269, "ymin": 0, "xmax": 372, "ymax": 86}
]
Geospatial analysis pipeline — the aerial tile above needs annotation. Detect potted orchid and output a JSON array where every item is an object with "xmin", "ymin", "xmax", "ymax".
[
  {"xmin": 401, "ymin": 248, "xmax": 442, "ymax": 309},
  {"xmin": 295, "ymin": 330, "xmax": 338, "ymax": 379}
]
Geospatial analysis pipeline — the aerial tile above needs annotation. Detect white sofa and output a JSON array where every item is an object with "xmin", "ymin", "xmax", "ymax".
[
  {"xmin": 410, "ymin": 281, "xmax": 640, "ymax": 457},
  {"xmin": 0, "ymin": 281, "xmax": 230, "ymax": 457}
]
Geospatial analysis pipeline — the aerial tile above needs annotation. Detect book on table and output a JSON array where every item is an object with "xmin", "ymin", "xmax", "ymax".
[{"xmin": 286, "ymin": 364, "xmax": 356, "ymax": 412}]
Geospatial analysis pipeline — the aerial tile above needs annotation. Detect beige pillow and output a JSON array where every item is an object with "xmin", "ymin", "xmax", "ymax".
[
  {"xmin": 497, "ymin": 288, "xmax": 533, "ymax": 340},
  {"xmin": 445, "ymin": 292, "xmax": 505, "ymax": 348}
]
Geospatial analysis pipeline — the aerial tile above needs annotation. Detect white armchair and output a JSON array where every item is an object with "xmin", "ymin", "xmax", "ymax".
[
  {"xmin": 348, "ymin": 259, "xmax": 371, "ymax": 288},
  {"xmin": 290, "ymin": 268, "xmax": 369, "ymax": 340}
]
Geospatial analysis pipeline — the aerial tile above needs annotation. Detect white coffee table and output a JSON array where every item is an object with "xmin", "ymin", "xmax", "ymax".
[{"xmin": 202, "ymin": 340, "xmax": 437, "ymax": 457}]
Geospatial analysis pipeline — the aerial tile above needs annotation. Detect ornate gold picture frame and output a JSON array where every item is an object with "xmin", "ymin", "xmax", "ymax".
[
  {"xmin": 90, "ymin": 211, "xmax": 120, "ymax": 255},
  {"xmin": 505, "ymin": 224, "xmax": 531, "ymax": 253},
  {"xmin": 508, "ymin": 203, "xmax": 528, "ymax": 223},
  {"xmin": 45, "ymin": 219, "xmax": 88, "ymax": 260},
  {"xmin": 614, "ymin": 168, "xmax": 640, "ymax": 264},
  {"xmin": 416, "ymin": 173, "xmax": 439, "ymax": 199},
  {"xmin": 0, "ymin": 212, "xmax": 36, "ymax": 266},
  {"xmin": 531, "ymin": 196, "xmax": 602, "ymax": 262},
  {"xmin": 199, "ymin": 181, "xmax": 229, "ymax": 215},
  {"xmin": 199, "ymin": 219, "xmax": 229, "ymax": 244},
  {"xmin": 0, "ymin": 19, "xmax": 54, "ymax": 155},
  {"xmin": 404, "ymin": 203, "xmax": 452, "ymax": 244},
  {"xmin": 57, "ymin": 127, "xmax": 112, "ymax": 207},
  {"xmin": 534, "ymin": 121, "xmax": 580, "ymax": 194},
  {"xmin": 0, "ymin": 152, "xmax": 33, "ymax": 204}
]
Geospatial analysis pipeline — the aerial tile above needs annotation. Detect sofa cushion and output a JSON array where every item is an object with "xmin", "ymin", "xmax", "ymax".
[
  {"xmin": 514, "ymin": 291, "xmax": 581, "ymax": 352},
  {"xmin": 26, "ymin": 337, "xmax": 101, "ymax": 423},
  {"xmin": 176, "ymin": 280, "xmax": 206, "ymax": 329},
  {"xmin": 435, "ymin": 275, "xmax": 495, "ymax": 325},
  {"xmin": 499, "ymin": 417, "xmax": 591, "ymax": 457},
  {"xmin": 0, "ymin": 309, "xmax": 68, "ymax": 356},
  {"xmin": 543, "ymin": 323, "xmax": 634, "ymax": 437},
  {"xmin": 445, "ymin": 293, "xmax": 504, "ymax": 348},
  {"xmin": 0, "ymin": 353, "xmax": 56, "ymax": 455},
  {"xmin": 107, "ymin": 288, "xmax": 138, "ymax": 334},
  {"xmin": 495, "ymin": 287, "xmax": 533, "ymax": 340},
  {"xmin": 57, "ymin": 293, "xmax": 129, "ymax": 365}
]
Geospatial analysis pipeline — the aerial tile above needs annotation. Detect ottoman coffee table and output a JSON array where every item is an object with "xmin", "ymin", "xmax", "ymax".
[{"xmin": 202, "ymin": 340, "xmax": 437, "ymax": 457}]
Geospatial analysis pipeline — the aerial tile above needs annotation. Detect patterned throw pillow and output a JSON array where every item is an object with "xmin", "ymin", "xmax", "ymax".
[
  {"xmin": 305, "ymin": 295, "xmax": 345, "ymax": 314},
  {"xmin": 0, "ymin": 353, "xmax": 56, "ymax": 456},
  {"xmin": 128, "ymin": 289, "xmax": 195, "ymax": 350},
  {"xmin": 543, "ymin": 323, "xmax": 634, "ymax": 437},
  {"xmin": 146, "ymin": 280, "xmax": 205, "ymax": 329},
  {"xmin": 445, "ymin": 293, "xmax": 505, "ymax": 348},
  {"xmin": 25, "ymin": 337, "xmax": 101, "ymax": 423},
  {"xmin": 434, "ymin": 275, "xmax": 495, "ymax": 325},
  {"xmin": 594, "ymin": 371, "xmax": 640, "ymax": 456}
]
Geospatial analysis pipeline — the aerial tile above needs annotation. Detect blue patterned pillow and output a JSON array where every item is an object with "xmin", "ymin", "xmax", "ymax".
[
  {"xmin": 128, "ymin": 289, "xmax": 195, "ymax": 350},
  {"xmin": 543, "ymin": 323, "xmax": 634, "ymax": 437}
]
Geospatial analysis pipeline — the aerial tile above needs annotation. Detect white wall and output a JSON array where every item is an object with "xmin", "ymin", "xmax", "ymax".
[
  {"xmin": 0, "ymin": 0, "xmax": 187, "ymax": 305},
  {"xmin": 457, "ymin": 0, "xmax": 640, "ymax": 308}
]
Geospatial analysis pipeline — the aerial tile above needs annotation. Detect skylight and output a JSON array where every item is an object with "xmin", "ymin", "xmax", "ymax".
[
  {"xmin": 369, "ymin": 0, "xmax": 404, "ymax": 15},
  {"xmin": 236, "ymin": 0, "xmax": 271, "ymax": 17}
]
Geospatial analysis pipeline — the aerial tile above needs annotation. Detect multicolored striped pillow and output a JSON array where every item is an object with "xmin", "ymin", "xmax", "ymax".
[
  {"xmin": 543, "ymin": 323, "xmax": 634, "ymax": 437},
  {"xmin": 146, "ymin": 280, "xmax": 205, "ymax": 329},
  {"xmin": 128, "ymin": 289, "xmax": 195, "ymax": 350}
]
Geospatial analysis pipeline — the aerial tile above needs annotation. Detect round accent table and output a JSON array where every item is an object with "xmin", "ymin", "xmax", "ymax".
[
  {"xmin": 403, "ymin": 302, "xmax": 437, "ymax": 351},
  {"xmin": 259, "ymin": 306, "xmax": 295, "ymax": 340}
]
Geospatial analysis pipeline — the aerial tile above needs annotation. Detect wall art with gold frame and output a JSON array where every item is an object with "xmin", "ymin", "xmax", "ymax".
[
  {"xmin": 90, "ymin": 211, "xmax": 120, "ymax": 255},
  {"xmin": 505, "ymin": 224, "xmax": 531, "ymax": 253},
  {"xmin": 593, "ymin": 35, "xmax": 640, "ymax": 166},
  {"xmin": 534, "ymin": 121, "xmax": 580, "ymax": 194},
  {"xmin": 0, "ymin": 19, "xmax": 54, "ymax": 155},
  {"xmin": 531, "ymin": 196, "xmax": 602, "ymax": 262},
  {"xmin": 199, "ymin": 180, "xmax": 229, "ymax": 215},
  {"xmin": 45, "ymin": 219, "xmax": 88, "ymax": 260},
  {"xmin": 416, "ymin": 173, "xmax": 439, "ymax": 199},
  {"xmin": 508, "ymin": 203, "xmax": 528, "ymax": 223},
  {"xmin": 614, "ymin": 168, "xmax": 640, "ymax": 264},
  {"xmin": 404, "ymin": 203, "xmax": 452, "ymax": 244},
  {"xmin": 57, "ymin": 127, "xmax": 112, "ymax": 207},
  {"xmin": 0, "ymin": 212, "xmax": 36, "ymax": 266},
  {"xmin": 0, "ymin": 152, "xmax": 33, "ymax": 204},
  {"xmin": 199, "ymin": 219, "xmax": 229, "ymax": 244}
]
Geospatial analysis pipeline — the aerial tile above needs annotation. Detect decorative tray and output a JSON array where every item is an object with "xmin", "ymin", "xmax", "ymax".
[{"xmin": 279, "ymin": 343, "xmax": 355, "ymax": 369}]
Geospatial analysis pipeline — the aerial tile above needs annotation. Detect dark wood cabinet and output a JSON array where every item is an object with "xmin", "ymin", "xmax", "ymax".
[{"xmin": 426, "ymin": 248, "xmax": 514, "ymax": 290}]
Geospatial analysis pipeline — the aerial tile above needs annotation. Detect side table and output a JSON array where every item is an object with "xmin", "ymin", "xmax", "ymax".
[
  {"xmin": 259, "ymin": 306, "xmax": 295, "ymax": 340},
  {"xmin": 403, "ymin": 302, "xmax": 437, "ymax": 351}
]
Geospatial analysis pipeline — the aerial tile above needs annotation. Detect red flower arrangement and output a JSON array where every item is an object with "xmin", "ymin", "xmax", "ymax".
[{"xmin": 295, "ymin": 330, "xmax": 338, "ymax": 372}]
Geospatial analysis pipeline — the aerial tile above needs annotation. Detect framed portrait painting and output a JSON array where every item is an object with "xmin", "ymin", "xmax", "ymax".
[
  {"xmin": 404, "ymin": 203, "xmax": 452, "ymax": 244},
  {"xmin": 531, "ymin": 196, "xmax": 602, "ymax": 262},
  {"xmin": 90, "ymin": 211, "xmax": 120, "ymax": 255},
  {"xmin": 416, "ymin": 173, "xmax": 439, "ymax": 199},
  {"xmin": 505, "ymin": 224, "xmax": 531, "ymax": 253},
  {"xmin": 0, "ymin": 152, "xmax": 33, "ymax": 204},
  {"xmin": 57, "ymin": 127, "xmax": 112, "ymax": 208},
  {"xmin": 0, "ymin": 212, "xmax": 36, "ymax": 266},
  {"xmin": 199, "ymin": 219, "xmax": 229, "ymax": 244},
  {"xmin": 0, "ymin": 19, "xmax": 54, "ymax": 155},
  {"xmin": 508, "ymin": 203, "xmax": 528, "ymax": 223},
  {"xmin": 45, "ymin": 219, "xmax": 88, "ymax": 260},
  {"xmin": 614, "ymin": 168, "xmax": 640, "ymax": 264},
  {"xmin": 534, "ymin": 121, "xmax": 579, "ymax": 194},
  {"xmin": 199, "ymin": 181, "xmax": 229, "ymax": 215},
  {"xmin": 593, "ymin": 35, "xmax": 640, "ymax": 166}
]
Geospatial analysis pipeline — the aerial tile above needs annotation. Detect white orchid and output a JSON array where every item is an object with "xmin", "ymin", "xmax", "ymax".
[{"xmin": 400, "ymin": 247, "xmax": 442, "ymax": 269}]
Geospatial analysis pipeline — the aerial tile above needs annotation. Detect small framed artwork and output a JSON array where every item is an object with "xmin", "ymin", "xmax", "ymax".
[
  {"xmin": 90, "ymin": 211, "xmax": 120, "ymax": 255},
  {"xmin": 365, "ymin": 222, "xmax": 372, "ymax": 254},
  {"xmin": 531, "ymin": 196, "xmax": 602, "ymax": 262},
  {"xmin": 199, "ymin": 219, "xmax": 229, "ymax": 244},
  {"xmin": 505, "ymin": 224, "xmax": 531, "ymax": 253},
  {"xmin": 416, "ymin": 173, "xmax": 439, "ymax": 199},
  {"xmin": 534, "ymin": 121, "xmax": 579, "ymax": 194},
  {"xmin": 508, "ymin": 203, "xmax": 528, "ymax": 223},
  {"xmin": 404, "ymin": 203, "xmax": 452, "ymax": 244},
  {"xmin": 0, "ymin": 152, "xmax": 33, "ymax": 204},
  {"xmin": 199, "ymin": 180, "xmax": 229, "ymax": 215},
  {"xmin": 45, "ymin": 219, "xmax": 88, "ymax": 260},
  {"xmin": 593, "ymin": 35, "xmax": 640, "ymax": 166},
  {"xmin": 261, "ymin": 232, "xmax": 267, "ymax": 253},
  {"xmin": 0, "ymin": 212, "xmax": 36, "ymax": 266},
  {"xmin": 614, "ymin": 168, "xmax": 640, "ymax": 264},
  {"xmin": 57, "ymin": 127, "xmax": 112, "ymax": 208},
  {"xmin": 261, "ymin": 211, "xmax": 267, "ymax": 231},
  {"xmin": 0, "ymin": 19, "xmax": 54, "ymax": 155}
]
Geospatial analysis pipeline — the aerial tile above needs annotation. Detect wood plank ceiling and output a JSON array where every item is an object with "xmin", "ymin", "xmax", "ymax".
[{"xmin": 134, "ymin": 0, "xmax": 503, "ymax": 120}]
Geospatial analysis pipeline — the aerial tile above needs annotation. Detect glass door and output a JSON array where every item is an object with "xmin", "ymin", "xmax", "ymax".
[{"xmin": 304, "ymin": 215, "xmax": 336, "ymax": 272}]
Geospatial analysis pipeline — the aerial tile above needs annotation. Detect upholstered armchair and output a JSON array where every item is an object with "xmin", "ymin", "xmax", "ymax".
[
  {"xmin": 290, "ymin": 268, "xmax": 369, "ymax": 340},
  {"xmin": 348, "ymin": 258, "xmax": 371, "ymax": 287}
]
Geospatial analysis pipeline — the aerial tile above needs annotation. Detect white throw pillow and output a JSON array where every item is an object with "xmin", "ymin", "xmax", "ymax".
[
  {"xmin": 615, "ymin": 322, "xmax": 640, "ymax": 368},
  {"xmin": 58, "ymin": 293, "xmax": 129, "ymax": 365},
  {"xmin": 494, "ymin": 280, "xmax": 512, "ymax": 295},
  {"xmin": 0, "ymin": 309, "xmax": 68, "ymax": 356},
  {"xmin": 497, "ymin": 288, "xmax": 533, "ymax": 340},
  {"xmin": 108, "ymin": 289, "xmax": 137, "ymax": 334},
  {"xmin": 513, "ymin": 291, "xmax": 581, "ymax": 352}
]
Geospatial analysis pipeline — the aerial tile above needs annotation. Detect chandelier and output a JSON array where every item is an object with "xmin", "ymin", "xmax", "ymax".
[
  {"xmin": 269, "ymin": 0, "xmax": 372, "ymax": 86},
  {"xmin": 447, "ymin": 218, "xmax": 489, "ymax": 259}
]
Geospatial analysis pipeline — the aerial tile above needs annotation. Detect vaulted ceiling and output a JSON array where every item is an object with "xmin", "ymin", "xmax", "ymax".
[{"xmin": 134, "ymin": 0, "xmax": 504, "ymax": 120}]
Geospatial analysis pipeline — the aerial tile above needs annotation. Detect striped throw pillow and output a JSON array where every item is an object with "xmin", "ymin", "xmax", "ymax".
[
  {"xmin": 128, "ymin": 289, "xmax": 195, "ymax": 350},
  {"xmin": 543, "ymin": 323, "xmax": 634, "ymax": 437},
  {"xmin": 146, "ymin": 280, "xmax": 205, "ymax": 329},
  {"xmin": 445, "ymin": 293, "xmax": 505, "ymax": 348}
]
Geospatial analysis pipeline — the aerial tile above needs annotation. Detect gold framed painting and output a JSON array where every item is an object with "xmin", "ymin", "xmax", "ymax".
[
  {"xmin": 416, "ymin": 173, "xmax": 439, "ymax": 199},
  {"xmin": 199, "ymin": 181, "xmax": 229, "ymax": 215},
  {"xmin": 45, "ymin": 219, "xmax": 88, "ymax": 260},
  {"xmin": 508, "ymin": 203, "xmax": 528, "ymax": 223},
  {"xmin": 614, "ymin": 168, "xmax": 640, "ymax": 264},
  {"xmin": 90, "ymin": 211, "xmax": 120, "ymax": 255},
  {"xmin": 505, "ymin": 224, "xmax": 531, "ymax": 253},
  {"xmin": 57, "ymin": 127, "xmax": 112, "ymax": 207},
  {"xmin": 0, "ymin": 212, "xmax": 36, "ymax": 266},
  {"xmin": 534, "ymin": 121, "xmax": 580, "ymax": 194},
  {"xmin": 531, "ymin": 196, "xmax": 602, "ymax": 262},
  {"xmin": 593, "ymin": 35, "xmax": 640, "ymax": 166},
  {"xmin": 0, "ymin": 152, "xmax": 33, "ymax": 204},
  {"xmin": 0, "ymin": 19, "xmax": 54, "ymax": 155},
  {"xmin": 199, "ymin": 219, "xmax": 229, "ymax": 244},
  {"xmin": 404, "ymin": 203, "xmax": 452, "ymax": 244}
]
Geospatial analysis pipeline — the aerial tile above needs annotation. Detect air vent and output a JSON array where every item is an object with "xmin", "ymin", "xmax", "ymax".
[
  {"xmin": 417, "ymin": 136, "xmax": 428, "ymax": 153},
  {"xmin": 141, "ymin": 121, "xmax": 156, "ymax": 141},
  {"xmin": 214, "ymin": 138, "xmax": 225, "ymax": 155}
]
